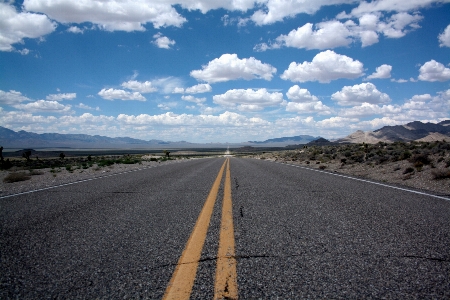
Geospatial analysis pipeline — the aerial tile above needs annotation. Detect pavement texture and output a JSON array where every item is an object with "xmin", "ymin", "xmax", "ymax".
[{"xmin": 1, "ymin": 157, "xmax": 449, "ymax": 299}]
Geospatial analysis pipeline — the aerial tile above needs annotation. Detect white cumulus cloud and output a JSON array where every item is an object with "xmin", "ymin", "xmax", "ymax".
[
  {"xmin": 418, "ymin": 60, "xmax": 450, "ymax": 82},
  {"xmin": 121, "ymin": 80, "xmax": 158, "ymax": 93},
  {"xmin": 366, "ymin": 64, "xmax": 392, "ymax": 79},
  {"xmin": 285, "ymin": 85, "xmax": 331, "ymax": 115},
  {"xmin": 14, "ymin": 100, "xmax": 72, "ymax": 113},
  {"xmin": 23, "ymin": 0, "xmax": 187, "ymax": 31},
  {"xmin": 439, "ymin": 24, "xmax": 450, "ymax": 47},
  {"xmin": 190, "ymin": 54, "xmax": 277, "ymax": 83},
  {"xmin": 67, "ymin": 26, "xmax": 84, "ymax": 34},
  {"xmin": 332, "ymin": 82, "xmax": 391, "ymax": 106},
  {"xmin": 281, "ymin": 50, "xmax": 364, "ymax": 83},
  {"xmin": 250, "ymin": 0, "xmax": 356, "ymax": 25},
  {"xmin": 181, "ymin": 95, "xmax": 206, "ymax": 104},
  {"xmin": 46, "ymin": 93, "xmax": 77, "ymax": 101},
  {"xmin": 213, "ymin": 88, "xmax": 284, "ymax": 111},
  {"xmin": 286, "ymin": 85, "xmax": 319, "ymax": 102},
  {"xmin": 98, "ymin": 88, "xmax": 146, "ymax": 101},
  {"xmin": 0, "ymin": 2, "xmax": 56, "ymax": 51},
  {"xmin": 0, "ymin": 90, "xmax": 30, "ymax": 105},
  {"xmin": 255, "ymin": 21, "xmax": 353, "ymax": 51},
  {"xmin": 185, "ymin": 83, "xmax": 212, "ymax": 94},
  {"xmin": 345, "ymin": 0, "xmax": 450, "ymax": 17},
  {"xmin": 152, "ymin": 33, "xmax": 176, "ymax": 49}
]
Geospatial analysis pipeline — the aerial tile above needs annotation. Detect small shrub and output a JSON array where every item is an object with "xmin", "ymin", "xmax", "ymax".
[
  {"xmin": 414, "ymin": 161, "xmax": 423, "ymax": 171},
  {"xmin": 3, "ymin": 172, "xmax": 31, "ymax": 183},
  {"xmin": 431, "ymin": 169, "xmax": 450, "ymax": 180},
  {"xmin": 399, "ymin": 151, "xmax": 412, "ymax": 160},
  {"xmin": 29, "ymin": 169, "xmax": 44, "ymax": 175},
  {"xmin": 319, "ymin": 165, "xmax": 326, "ymax": 170},
  {"xmin": 409, "ymin": 153, "xmax": 431, "ymax": 165},
  {"xmin": 403, "ymin": 167, "xmax": 414, "ymax": 174}
]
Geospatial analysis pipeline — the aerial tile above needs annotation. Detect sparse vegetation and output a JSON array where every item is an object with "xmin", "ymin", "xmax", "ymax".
[
  {"xmin": 3, "ymin": 172, "xmax": 31, "ymax": 183},
  {"xmin": 431, "ymin": 169, "xmax": 450, "ymax": 180}
]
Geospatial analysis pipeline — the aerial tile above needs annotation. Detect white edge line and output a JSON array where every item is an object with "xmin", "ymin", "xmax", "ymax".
[
  {"xmin": 0, "ymin": 159, "xmax": 191, "ymax": 200},
  {"xmin": 269, "ymin": 160, "xmax": 450, "ymax": 201}
]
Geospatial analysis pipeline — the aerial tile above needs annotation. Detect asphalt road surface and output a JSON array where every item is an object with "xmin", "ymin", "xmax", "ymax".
[{"xmin": 1, "ymin": 157, "xmax": 449, "ymax": 299}]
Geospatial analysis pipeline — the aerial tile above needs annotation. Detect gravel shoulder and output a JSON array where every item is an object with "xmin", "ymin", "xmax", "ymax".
[
  {"xmin": 0, "ymin": 159, "xmax": 187, "ymax": 197},
  {"xmin": 254, "ymin": 156, "xmax": 450, "ymax": 197}
]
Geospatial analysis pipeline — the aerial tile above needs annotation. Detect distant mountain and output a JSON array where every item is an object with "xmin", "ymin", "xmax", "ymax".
[
  {"xmin": 247, "ymin": 135, "xmax": 319, "ymax": 146},
  {"xmin": 337, "ymin": 120, "xmax": 450, "ymax": 144},
  {"xmin": 0, "ymin": 126, "xmax": 319, "ymax": 149},
  {"xmin": 0, "ymin": 126, "xmax": 189, "ymax": 149}
]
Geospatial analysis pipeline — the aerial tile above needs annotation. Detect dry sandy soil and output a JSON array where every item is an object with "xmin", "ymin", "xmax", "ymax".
[
  {"xmin": 249, "ymin": 154, "xmax": 450, "ymax": 198},
  {"xmin": 0, "ymin": 159, "xmax": 184, "ymax": 197}
]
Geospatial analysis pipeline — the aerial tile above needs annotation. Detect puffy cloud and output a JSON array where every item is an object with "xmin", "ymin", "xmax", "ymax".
[
  {"xmin": 185, "ymin": 83, "xmax": 212, "ymax": 94},
  {"xmin": 116, "ymin": 111, "xmax": 270, "ymax": 127},
  {"xmin": 76, "ymin": 103, "xmax": 100, "ymax": 111},
  {"xmin": 366, "ymin": 64, "xmax": 392, "ymax": 79},
  {"xmin": 418, "ymin": 60, "xmax": 450, "ymax": 82},
  {"xmin": 13, "ymin": 100, "xmax": 72, "ymax": 113},
  {"xmin": 376, "ymin": 12, "xmax": 422, "ymax": 38},
  {"xmin": 152, "ymin": 32, "xmax": 176, "ymax": 49},
  {"xmin": 250, "ymin": 0, "xmax": 356, "ymax": 25},
  {"xmin": 181, "ymin": 95, "xmax": 206, "ymax": 104},
  {"xmin": 175, "ymin": 84, "xmax": 212, "ymax": 94},
  {"xmin": 46, "ymin": 93, "xmax": 77, "ymax": 101},
  {"xmin": 346, "ymin": 0, "xmax": 450, "ymax": 17},
  {"xmin": 177, "ymin": 0, "xmax": 255, "ymax": 13},
  {"xmin": 213, "ymin": 88, "xmax": 284, "ymax": 111},
  {"xmin": 317, "ymin": 116, "xmax": 359, "ymax": 128},
  {"xmin": 0, "ymin": 90, "xmax": 30, "ymax": 105},
  {"xmin": 18, "ymin": 49, "xmax": 30, "ymax": 55},
  {"xmin": 256, "ymin": 21, "xmax": 353, "ymax": 51},
  {"xmin": 281, "ymin": 50, "xmax": 364, "ymax": 83},
  {"xmin": 339, "ymin": 102, "xmax": 401, "ymax": 117},
  {"xmin": 286, "ymin": 85, "xmax": 318, "ymax": 102},
  {"xmin": 158, "ymin": 102, "xmax": 178, "ymax": 110},
  {"xmin": 190, "ymin": 54, "xmax": 277, "ymax": 83},
  {"xmin": 439, "ymin": 24, "xmax": 450, "ymax": 47},
  {"xmin": 23, "ymin": 0, "xmax": 186, "ymax": 31},
  {"xmin": 391, "ymin": 78, "xmax": 408, "ymax": 83},
  {"xmin": 285, "ymin": 85, "xmax": 331, "ymax": 114},
  {"xmin": 67, "ymin": 26, "xmax": 84, "ymax": 34},
  {"xmin": 121, "ymin": 80, "xmax": 157, "ymax": 93},
  {"xmin": 286, "ymin": 101, "xmax": 332, "ymax": 115},
  {"xmin": 331, "ymin": 82, "xmax": 391, "ymax": 106},
  {"xmin": 0, "ymin": 2, "xmax": 56, "ymax": 51},
  {"xmin": 98, "ymin": 88, "xmax": 146, "ymax": 101}
]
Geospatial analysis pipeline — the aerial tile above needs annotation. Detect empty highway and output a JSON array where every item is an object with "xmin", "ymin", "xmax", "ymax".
[{"xmin": 1, "ymin": 157, "xmax": 449, "ymax": 298}]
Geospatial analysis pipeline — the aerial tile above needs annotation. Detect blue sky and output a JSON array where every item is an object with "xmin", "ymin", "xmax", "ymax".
[{"xmin": 0, "ymin": 0, "xmax": 449, "ymax": 143}]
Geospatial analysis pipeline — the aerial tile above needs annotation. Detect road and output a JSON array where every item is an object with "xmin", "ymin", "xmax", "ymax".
[{"xmin": 1, "ymin": 157, "xmax": 449, "ymax": 298}]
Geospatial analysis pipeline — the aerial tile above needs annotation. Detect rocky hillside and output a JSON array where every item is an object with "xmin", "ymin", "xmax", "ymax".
[{"xmin": 337, "ymin": 120, "xmax": 450, "ymax": 144}]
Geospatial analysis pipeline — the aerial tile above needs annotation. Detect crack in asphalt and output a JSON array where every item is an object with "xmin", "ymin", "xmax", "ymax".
[{"xmin": 149, "ymin": 253, "xmax": 449, "ymax": 272}]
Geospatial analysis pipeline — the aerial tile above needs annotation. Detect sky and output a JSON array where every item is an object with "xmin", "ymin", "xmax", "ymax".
[{"xmin": 0, "ymin": 0, "xmax": 450, "ymax": 143}]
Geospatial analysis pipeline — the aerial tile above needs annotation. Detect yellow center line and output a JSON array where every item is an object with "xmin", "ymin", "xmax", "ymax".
[
  {"xmin": 163, "ymin": 159, "xmax": 227, "ymax": 300},
  {"xmin": 214, "ymin": 158, "xmax": 238, "ymax": 299}
]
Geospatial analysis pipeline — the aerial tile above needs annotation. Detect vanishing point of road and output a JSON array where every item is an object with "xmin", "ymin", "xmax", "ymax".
[{"xmin": 1, "ymin": 157, "xmax": 449, "ymax": 298}]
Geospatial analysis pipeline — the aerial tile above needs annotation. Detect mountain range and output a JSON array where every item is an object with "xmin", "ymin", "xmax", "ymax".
[
  {"xmin": 0, "ymin": 126, "xmax": 319, "ymax": 149},
  {"xmin": 337, "ymin": 120, "xmax": 450, "ymax": 144},
  {"xmin": 1, "ymin": 120, "xmax": 448, "ymax": 149}
]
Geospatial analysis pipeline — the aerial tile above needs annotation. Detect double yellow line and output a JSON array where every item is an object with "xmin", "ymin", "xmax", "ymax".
[{"xmin": 163, "ymin": 158, "xmax": 238, "ymax": 300}]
